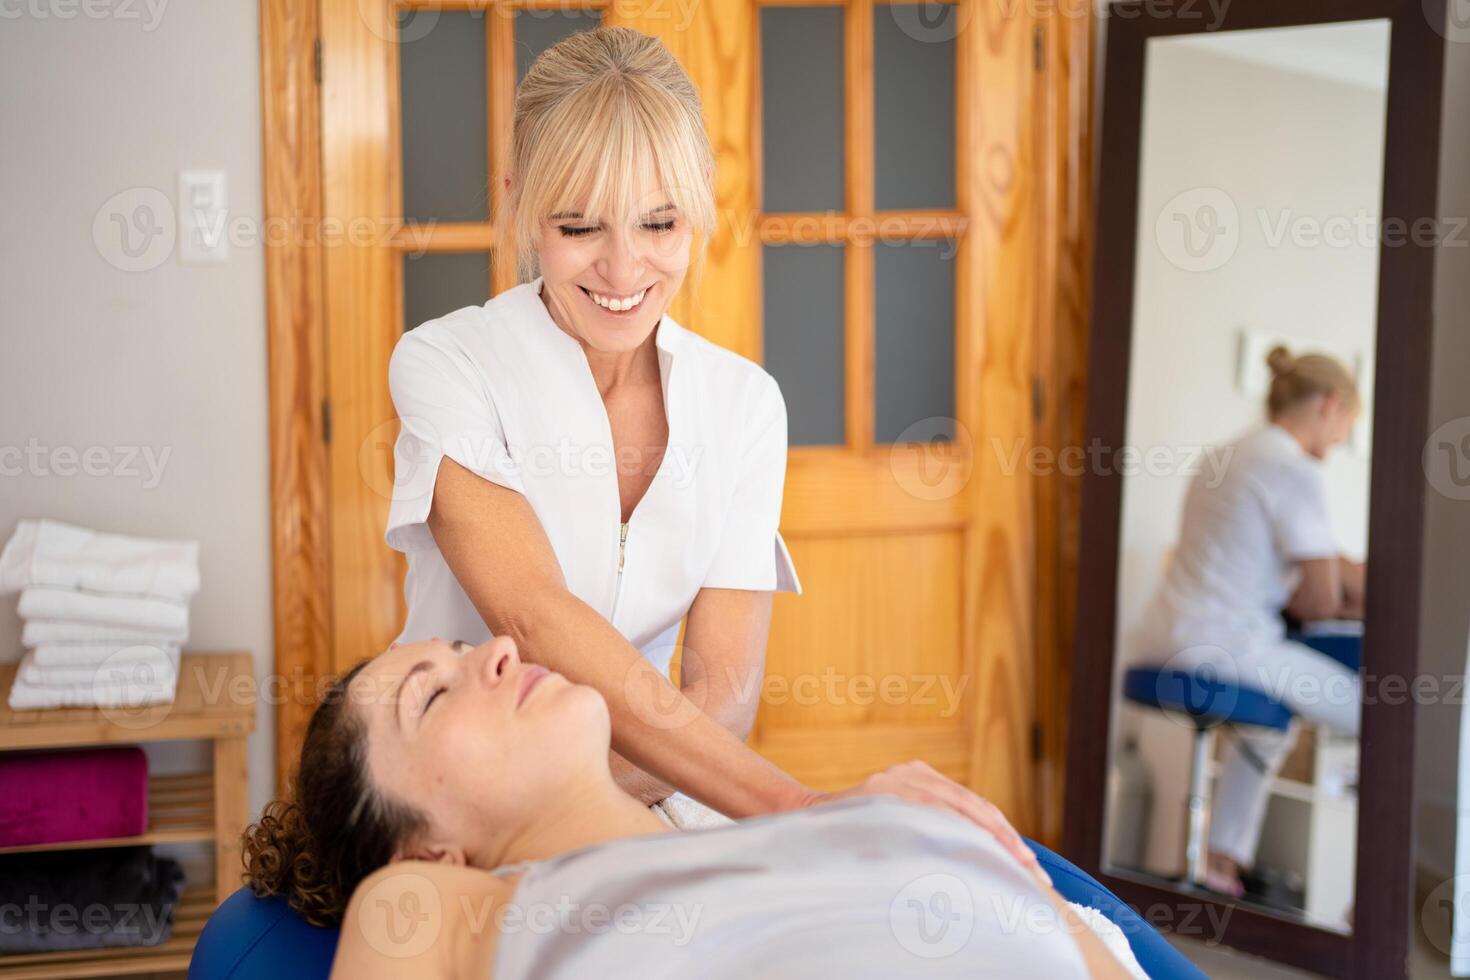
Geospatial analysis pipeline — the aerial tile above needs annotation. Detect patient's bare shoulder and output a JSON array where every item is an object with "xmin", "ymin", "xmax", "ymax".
[{"xmin": 330, "ymin": 860, "xmax": 518, "ymax": 980}]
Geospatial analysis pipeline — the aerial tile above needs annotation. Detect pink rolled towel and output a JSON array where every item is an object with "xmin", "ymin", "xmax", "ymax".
[{"xmin": 0, "ymin": 747, "xmax": 148, "ymax": 848}]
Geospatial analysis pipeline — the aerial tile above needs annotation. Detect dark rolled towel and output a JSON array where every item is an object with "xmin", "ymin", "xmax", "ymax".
[{"xmin": 0, "ymin": 846, "xmax": 185, "ymax": 952}]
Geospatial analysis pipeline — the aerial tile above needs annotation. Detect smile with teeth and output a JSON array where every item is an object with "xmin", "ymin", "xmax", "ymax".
[{"xmin": 581, "ymin": 285, "xmax": 649, "ymax": 313}]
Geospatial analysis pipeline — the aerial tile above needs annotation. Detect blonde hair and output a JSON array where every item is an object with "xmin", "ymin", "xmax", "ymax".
[
  {"xmin": 1264, "ymin": 345, "xmax": 1361, "ymax": 418},
  {"xmin": 500, "ymin": 26, "xmax": 717, "ymax": 286}
]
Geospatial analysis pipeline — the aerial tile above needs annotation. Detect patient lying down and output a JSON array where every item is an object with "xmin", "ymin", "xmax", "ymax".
[{"xmin": 243, "ymin": 637, "xmax": 1138, "ymax": 978}]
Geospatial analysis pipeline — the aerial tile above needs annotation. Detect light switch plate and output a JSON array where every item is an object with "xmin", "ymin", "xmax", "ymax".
[{"xmin": 178, "ymin": 170, "xmax": 229, "ymax": 263}]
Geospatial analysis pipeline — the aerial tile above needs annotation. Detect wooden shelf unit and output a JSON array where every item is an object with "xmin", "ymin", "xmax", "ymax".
[{"xmin": 0, "ymin": 652, "xmax": 255, "ymax": 979}]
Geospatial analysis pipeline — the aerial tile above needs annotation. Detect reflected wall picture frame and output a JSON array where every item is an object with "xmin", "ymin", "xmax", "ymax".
[{"xmin": 1063, "ymin": 0, "xmax": 1446, "ymax": 976}]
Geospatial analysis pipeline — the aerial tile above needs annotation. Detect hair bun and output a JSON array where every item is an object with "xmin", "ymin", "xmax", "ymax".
[{"xmin": 1265, "ymin": 345, "xmax": 1295, "ymax": 377}]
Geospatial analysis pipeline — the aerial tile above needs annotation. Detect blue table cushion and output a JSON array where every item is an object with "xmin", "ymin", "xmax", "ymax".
[
  {"xmin": 1030, "ymin": 838, "xmax": 1208, "ymax": 980},
  {"xmin": 192, "ymin": 843, "xmax": 1206, "ymax": 979},
  {"xmin": 189, "ymin": 888, "xmax": 338, "ymax": 980},
  {"xmin": 1289, "ymin": 629, "xmax": 1362, "ymax": 674},
  {"xmin": 1124, "ymin": 666, "xmax": 1293, "ymax": 730}
]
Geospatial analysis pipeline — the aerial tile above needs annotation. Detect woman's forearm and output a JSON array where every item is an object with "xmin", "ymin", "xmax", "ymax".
[
  {"xmin": 610, "ymin": 677, "xmax": 755, "ymax": 806},
  {"xmin": 1287, "ymin": 558, "xmax": 1341, "ymax": 622},
  {"xmin": 681, "ymin": 677, "xmax": 759, "ymax": 742},
  {"xmin": 505, "ymin": 587, "xmax": 812, "ymax": 817},
  {"xmin": 1336, "ymin": 556, "xmax": 1366, "ymax": 619},
  {"xmin": 609, "ymin": 749, "xmax": 675, "ymax": 805}
]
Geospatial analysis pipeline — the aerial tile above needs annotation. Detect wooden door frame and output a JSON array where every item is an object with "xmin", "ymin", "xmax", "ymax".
[
  {"xmin": 1031, "ymin": 0, "xmax": 1095, "ymax": 849},
  {"xmin": 259, "ymin": 0, "xmax": 1095, "ymax": 811},
  {"xmin": 261, "ymin": 0, "xmax": 333, "ymax": 797}
]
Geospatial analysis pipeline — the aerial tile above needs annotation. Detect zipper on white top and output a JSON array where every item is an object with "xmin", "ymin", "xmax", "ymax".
[{"xmin": 610, "ymin": 521, "xmax": 629, "ymax": 625}]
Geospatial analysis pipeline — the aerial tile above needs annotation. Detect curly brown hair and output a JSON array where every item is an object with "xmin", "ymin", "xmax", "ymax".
[{"xmin": 240, "ymin": 659, "xmax": 427, "ymax": 926}]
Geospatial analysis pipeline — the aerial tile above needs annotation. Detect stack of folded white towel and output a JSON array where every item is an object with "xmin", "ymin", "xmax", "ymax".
[{"xmin": 1, "ymin": 519, "xmax": 200, "ymax": 710}]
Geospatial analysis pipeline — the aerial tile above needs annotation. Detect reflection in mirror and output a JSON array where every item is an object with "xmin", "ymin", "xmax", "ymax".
[{"xmin": 1102, "ymin": 20, "xmax": 1389, "ymax": 934}]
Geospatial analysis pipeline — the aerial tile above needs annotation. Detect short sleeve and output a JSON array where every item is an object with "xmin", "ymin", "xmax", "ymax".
[
  {"xmin": 383, "ymin": 330, "xmax": 524, "ymax": 553},
  {"xmin": 1269, "ymin": 463, "xmax": 1338, "ymax": 563},
  {"xmin": 701, "ymin": 372, "xmax": 802, "ymax": 594}
]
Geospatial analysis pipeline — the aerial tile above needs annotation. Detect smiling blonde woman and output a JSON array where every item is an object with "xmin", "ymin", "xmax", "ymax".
[{"xmin": 383, "ymin": 25, "xmax": 1031, "ymax": 847}]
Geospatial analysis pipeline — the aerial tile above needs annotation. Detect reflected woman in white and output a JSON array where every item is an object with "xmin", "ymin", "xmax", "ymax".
[{"xmin": 1135, "ymin": 346, "xmax": 1365, "ymax": 897}]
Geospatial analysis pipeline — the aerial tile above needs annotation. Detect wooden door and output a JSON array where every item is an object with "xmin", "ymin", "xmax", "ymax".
[
  {"xmin": 294, "ymin": 0, "xmax": 1053, "ymax": 825},
  {"xmin": 745, "ymin": 0, "xmax": 1040, "ymax": 827}
]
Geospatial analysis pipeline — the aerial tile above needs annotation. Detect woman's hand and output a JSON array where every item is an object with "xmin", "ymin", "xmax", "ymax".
[{"xmin": 805, "ymin": 760, "xmax": 1051, "ymax": 887}]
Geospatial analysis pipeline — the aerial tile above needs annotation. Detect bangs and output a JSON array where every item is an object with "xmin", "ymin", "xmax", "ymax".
[{"xmin": 506, "ymin": 72, "xmax": 715, "ymax": 279}]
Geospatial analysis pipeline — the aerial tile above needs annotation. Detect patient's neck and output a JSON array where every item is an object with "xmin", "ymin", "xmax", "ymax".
[{"xmin": 485, "ymin": 772, "xmax": 670, "ymax": 871}]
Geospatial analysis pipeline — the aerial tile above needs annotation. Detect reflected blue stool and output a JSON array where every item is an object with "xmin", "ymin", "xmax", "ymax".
[{"xmin": 1123, "ymin": 666, "xmax": 1292, "ymax": 886}]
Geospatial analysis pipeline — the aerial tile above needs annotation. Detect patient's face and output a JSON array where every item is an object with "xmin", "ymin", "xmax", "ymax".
[{"xmin": 352, "ymin": 636, "xmax": 610, "ymax": 859}]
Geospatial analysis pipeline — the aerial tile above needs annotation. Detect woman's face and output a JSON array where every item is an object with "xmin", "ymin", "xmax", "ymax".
[
  {"xmin": 532, "ymin": 164, "xmax": 694, "ymax": 354},
  {"xmin": 352, "ymin": 636, "xmax": 610, "ymax": 861},
  {"xmin": 1305, "ymin": 391, "xmax": 1360, "ymax": 458}
]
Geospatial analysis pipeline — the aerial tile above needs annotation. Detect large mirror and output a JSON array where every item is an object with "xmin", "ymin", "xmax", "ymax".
[
  {"xmin": 1065, "ymin": 0, "xmax": 1447, "ymax": 976},
  {"xmin": 1104, "ymin": 19, "xmax": 1388, "ymax": 931}
]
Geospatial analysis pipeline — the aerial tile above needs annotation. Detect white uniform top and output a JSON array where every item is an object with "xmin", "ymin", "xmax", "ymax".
[
  {"xmin": 384, "ymin": 277, "xmax": 802, "ymax": 676},
  {"xmin": 1136, "ymin": 423, "xmax": 1339, "ymax": 668}
]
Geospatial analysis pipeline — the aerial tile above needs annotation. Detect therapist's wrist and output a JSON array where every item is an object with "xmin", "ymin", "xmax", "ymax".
[
  {"xmin": 765, "ymin": 778, "xmax": 822, "ymax": 814},
  {"xmin": 712, "ymin": 756, "xmax": 817, "ymax": 818}
]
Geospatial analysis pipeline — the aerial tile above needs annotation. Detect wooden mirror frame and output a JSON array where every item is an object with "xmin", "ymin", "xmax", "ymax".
[{"xmin": 1062, "ymin": 0, "xmax": 1446, "ymax": 976}]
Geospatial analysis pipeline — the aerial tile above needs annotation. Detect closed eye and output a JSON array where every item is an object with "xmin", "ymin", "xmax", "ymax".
[
  {"xmin": 423, "ymin": 686, "xmax": 446, "ymax": 716},
  {"xmin": 557, "ymin": 218, "xmax": 677, "ymax": 238}
]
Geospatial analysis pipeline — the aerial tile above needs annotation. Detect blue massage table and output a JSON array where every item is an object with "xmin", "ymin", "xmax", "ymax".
[{"xmin": 188, "ymin": 838, "xmax": 1206, "ymax": 979}]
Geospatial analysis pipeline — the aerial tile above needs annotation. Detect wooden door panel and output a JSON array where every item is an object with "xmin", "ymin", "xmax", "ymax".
[
  {"xmin": 757, "ymin": 532, "xmax": 965, "ymax": 730},
  {"xmin": 782, "ymin": 446, "xmax": 970, "ymax": 534},
  {"xmin": 756, "ymin": 725, "xmax": 973, "ymax": 791}
]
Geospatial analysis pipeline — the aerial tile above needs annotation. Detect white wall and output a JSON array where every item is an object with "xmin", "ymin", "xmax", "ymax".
[
  {"xmin": 1104, "ymin": 34, "xmax": 1388, "ymax": 876},
  {"xmin": 0, "ymin": 4, "xmax": 275, "ymax": 846}
]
